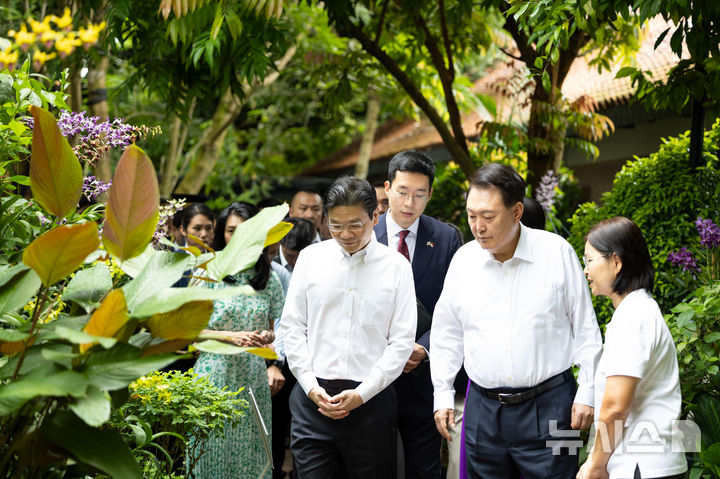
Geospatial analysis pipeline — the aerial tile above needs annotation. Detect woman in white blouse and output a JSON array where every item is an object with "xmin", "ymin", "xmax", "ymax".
[{"xmin": 578, "ymin": 216, "xmax": 687, "ymax": 479}]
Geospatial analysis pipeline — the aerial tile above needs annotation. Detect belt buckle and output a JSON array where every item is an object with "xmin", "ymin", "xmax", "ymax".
[{"xmin": 497, "ymin": 393, "xmax": 513, "ymax": 405}]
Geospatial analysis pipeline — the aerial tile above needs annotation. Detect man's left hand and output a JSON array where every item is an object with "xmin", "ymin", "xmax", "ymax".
[
  {"xmin": 267, "ymin": 364, "xmax": 285, "ymax": 396},
  {"xmin": 326, "ymin": 390, "xmax": 364, "ymax": 418},
  {"xmin": 403, "ymin": 343, "xmax": 428, "ymax": 373},
  {"xmin": 571, "ymin": 403, "xmax": 594, "ymax": 430}
]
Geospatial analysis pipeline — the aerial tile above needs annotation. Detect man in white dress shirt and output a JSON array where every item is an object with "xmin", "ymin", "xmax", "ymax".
[
  {"xmin": 283, "ymin": 176, "xmax": 417, "ymax": 478},
  {"xmin": 430, "ymin": 164, "xmax": 602, "ymax": 478}
]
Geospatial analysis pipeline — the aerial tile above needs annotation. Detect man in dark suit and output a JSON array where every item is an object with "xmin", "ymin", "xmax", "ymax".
[{"xmin": 374, "ymin": 150, "xmax": 462, "ymax": 478}]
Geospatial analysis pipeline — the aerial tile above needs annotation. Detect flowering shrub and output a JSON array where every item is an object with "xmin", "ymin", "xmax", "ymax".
[
  {"xmin": 112, "ymin": 370, "xmax": 247, "ymax": 477},
  {"xmin": 667, "ymin": 217, "xmax": 720, "ymax": 283}
]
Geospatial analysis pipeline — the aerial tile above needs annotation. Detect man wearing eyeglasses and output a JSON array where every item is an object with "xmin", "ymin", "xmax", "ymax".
[
  {"xmin": 283, "ymin": 176, "xmax": 417, "ymax": 478},
  {"xmin": 374, "ymin": 150, "xmax": 462, "ymax": 479}
]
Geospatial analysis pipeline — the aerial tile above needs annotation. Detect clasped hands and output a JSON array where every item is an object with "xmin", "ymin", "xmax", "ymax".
[
  {"xmin": 308, "ymin": 387, "xmax": 363, "ymax": 420},
  {"xmin": 223, "ymin": 329, "xmax": 274, "ymax": 348}
]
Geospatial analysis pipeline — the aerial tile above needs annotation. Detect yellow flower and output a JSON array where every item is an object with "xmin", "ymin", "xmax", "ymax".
[
  {"xmin": 54, "ymin": 33, "xmax": 81, "ymax": 58},
  {"xmin": 33, "ymin": 49, "xmax": 56, "ymax": 69},
  {"xmin": 12, "ymin": 24, "xmax": 35, "ymax": 52},
  {"xmin": 0, "ymin": 46, "xmax": 19, "ymax": 69},
  {"xmin": 78, "ymin": 21, "xmax": 105, "ymax": 49},
  {"xmin": 39, "ymin": 30, "xmax": 58, "ymax": 49},
  {"xmin": 51, "ymin": 8, "xmax": 73, "ymax": 30},
  {"xmin": 28, "ymin": 16, "xmax": 52, "ymax": 34}
]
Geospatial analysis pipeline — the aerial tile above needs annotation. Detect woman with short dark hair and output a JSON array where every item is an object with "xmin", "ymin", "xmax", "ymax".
[{"xmin": 578, "ymin": 216, "xmax": 687, "ymax": 479}]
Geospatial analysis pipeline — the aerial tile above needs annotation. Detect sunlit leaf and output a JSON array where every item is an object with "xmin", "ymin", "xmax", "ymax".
[
  {"xmin": 264, "ymin": 221, "xmax": 293, "ymax": 247},
  {"xmin": 22, "ymin": 222, "xmax": 100, "ymax": 287},
  {"xmin": 28, "ymin": 106, "xmax": 83, "ymax": 219},
  {"xmin": 130, "ymin": 285, "xmax": 254, "ymax": 318},
  {"xmin": 54, "ymin": 325, "xmax": 117, "ymax": 349},
  {"xmin": 102, "ymin": 145, "xmax": 160, "ymax": 261},
  {"xmin": 81, "ymin": 290, "xmax": 129, "ymax": 353},
  {"xmin": 191, "ymin": 339, "xmax": 277, "ymax": 359},
  {"xmin": 64, "ymin": 263, "xmax": 113, "ymax": 312},
  {"xmin": 146, "ymin": 300, "xmax": 213, "ymax": 339}
]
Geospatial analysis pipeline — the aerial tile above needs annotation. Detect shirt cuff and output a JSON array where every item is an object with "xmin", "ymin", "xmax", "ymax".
[
  {"xmin": 433, "ymin": 390, "xmax": 456, "ymax": 412},
  {"xmin": 573, "ymin": 385, "xmax": 594, "ymax": 407},
  {"xmin": 355, "ymin": 381, "xmax": 379, "ymax": 404},
  {"xmin": 298, "ymin": 372, "xmax": 320, "ymax": 398}
]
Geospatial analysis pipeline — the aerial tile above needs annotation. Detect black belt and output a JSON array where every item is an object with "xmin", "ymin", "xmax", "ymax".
[
  {"xmin": 473, "ymin": 369, "xmax": 573, "ymax": 406},
  {"xmin": 316, "ymin": 378, "xmax": 361, "ymax": 397}
]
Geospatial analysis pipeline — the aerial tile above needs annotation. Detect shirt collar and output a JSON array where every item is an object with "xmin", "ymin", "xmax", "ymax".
[
  {"xmin": 335, "ymin": 236, "xmax": 377, "ymax": 265},
  {"xmin": 386, "ymin": 211, "xmax": 420, "ymax": 238},
  {"xmin": 513, "ymin": 224, "xmax": 533, "ymax": 263}
]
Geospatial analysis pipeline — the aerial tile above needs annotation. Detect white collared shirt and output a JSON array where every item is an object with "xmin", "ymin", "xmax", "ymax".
[
  {"xmin": 282, "ymin": 237, "xmax": 417, "ymax": 402},
  {"xmin": 386, "ymin": 212, "xmax": 420, "ymax": 261},
  {"xmin": 278, "ymin": 246, "xmax": 292, "ymax": 272},
  {"xmin": 430, "ymin": 224, "xmax": 602, "ymax": 411}
]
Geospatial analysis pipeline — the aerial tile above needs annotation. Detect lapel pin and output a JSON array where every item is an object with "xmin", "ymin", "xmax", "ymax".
[{"xmin": 426, "ymin": 241, "xmax": 435, "ymax": 248}]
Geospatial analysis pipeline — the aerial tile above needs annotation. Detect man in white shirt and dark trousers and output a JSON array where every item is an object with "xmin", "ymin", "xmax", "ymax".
[
  {"xmin": 431, "ymin": 164, "xmax": 602, "ymax": 478},
  {"xmin": 283, "ymin": 176, "xmax": 417, "ymax": 478}
]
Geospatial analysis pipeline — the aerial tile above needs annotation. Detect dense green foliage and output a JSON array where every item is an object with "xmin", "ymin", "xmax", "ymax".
[{"xmin": 568, "ymin": 121, "xmax": 720, "ymax": 326}]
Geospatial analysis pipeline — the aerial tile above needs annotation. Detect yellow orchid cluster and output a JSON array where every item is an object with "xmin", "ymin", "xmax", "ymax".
[{"xmin": 1, "ymin": 7, "xmax": 106, "ymax": 70}]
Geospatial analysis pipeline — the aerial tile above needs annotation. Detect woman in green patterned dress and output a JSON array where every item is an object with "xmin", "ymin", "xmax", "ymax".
[{"xmin": 192, "ymin": 202, "xmax": 285, "ymax": 479}]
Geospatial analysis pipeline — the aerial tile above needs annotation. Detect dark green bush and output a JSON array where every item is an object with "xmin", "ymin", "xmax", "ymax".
[{"xmin": 568, "ymin": 120, "xmax": 720, "ymax": 327}]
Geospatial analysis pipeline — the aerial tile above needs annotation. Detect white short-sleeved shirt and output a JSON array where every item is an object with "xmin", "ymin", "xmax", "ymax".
[{"xmin": 593, "ymin": 289, "xmax": 687, "ymax": 478}]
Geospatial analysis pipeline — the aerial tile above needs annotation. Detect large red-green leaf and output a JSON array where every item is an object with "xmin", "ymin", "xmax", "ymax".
[
  {"xmin": 81, "ymin": 289, "xmax": 129, "ymax": 353},
  {"xmin": 22, "ymin": 222, "xmax": 100, "ymax": 287},
  {"xmin": 28, "ymin": 105, "xmax": 82, "ymax": 219},
  {"xmin": 102, "ymin": 145, "xmax": 159, "ymax": 261},
  {"xmin": 146, "ymin": 300, "xmax": 213, "ymax": 340}
]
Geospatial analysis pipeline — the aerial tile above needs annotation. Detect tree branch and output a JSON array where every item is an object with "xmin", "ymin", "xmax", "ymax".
[
  {"xmin": 375, "ymin": 0, "xmax": 390, "ymax": 43},
  {"xmin": 499, "ymin": 47, "xmax": 523, "ymax": 61},
  {"xmin": 343, "ymin": 22, "xmax": 474, "ymax": 178},
  {"xmin": 499, "ymin": 3, "xmax": 540, "ymax": 70},
  {"xmin": 439, "ymin": 0, "xmax": 454, "ymax": 79}
]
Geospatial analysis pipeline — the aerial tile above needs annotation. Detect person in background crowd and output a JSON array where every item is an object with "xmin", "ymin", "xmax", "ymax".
[
  {"xmin": 289, "ymin": 188, "xmax": 324, "ymax": 243},
  {"xmin": 269, "ymin": 216, "xmax": 315, "ymax": 479},
  {"xmin": 179, "ymin": 202, "xmax": 215, "ymax": 251},
  {"xmin": 375, "ymin": 150, "xmax": 461, "ymax": 479},
  {"xmin": 578, "ymin": 217, "xmax": 687, "ymax": 479},
  {"xmin": 192, "ymin": 201, "xmax": 284, "ymax": 479},
  {"xmin": 283, "ymin": 176, "xmax": 417, "ymax": 478},
  {"xmin": 521, "ymin": 196, "xmax": 546, "ymax": 230},
  {"xmin": 375, "ymin": 184, "xmax": 390, "ymax": 215},
  {"xmin": 276, "ymin": 217, "xmax": 316, "ymax": 273},
  {"xmin": 431, "ymin": 163, "xmax": 602, "ymax": 479}
]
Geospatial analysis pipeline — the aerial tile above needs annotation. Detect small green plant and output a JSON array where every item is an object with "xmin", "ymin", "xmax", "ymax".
[{"xmin": 112, "ymin": 370, "xmax": 247, "ymax": 478}]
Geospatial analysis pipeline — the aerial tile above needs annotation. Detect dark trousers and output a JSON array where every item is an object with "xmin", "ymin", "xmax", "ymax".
[
  {"xmin": 289, "ymin": 381, "xmax": 398, "ymax": 479},
  {"xmin": 464, "ymin": 372, "xmax": 578, "ymax": 479},
  {"xmin": 394, "ymin": 373, "xmax": 442, "ymax": 478},
  {"xmin": 633, "ymin": 464, "xmax": 688, "ymax": 479},
  {"xmin": 272, "ymin": 362, "xmax": 296, "ymax": 479}
]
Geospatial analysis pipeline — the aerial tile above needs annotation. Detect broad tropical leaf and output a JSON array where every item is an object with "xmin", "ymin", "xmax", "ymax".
[
  {"xmin": 68, "ymin": 385, "xmax": 111, "ymax": 427},
  {"xmin": 64, "ymin": 263, "xmax": 113, "ymax": 311},
  {"xmin": 123, "ymin": 250, "xmax": 192, "ymax": 312},
  {"xmin": 208, "ymin": 204, "xmax": 288, "ymax": 280},
  {"xmin": 81, "ymin": 289, "xmax": 129, "ymax": 353},
  {"xmin": 146, "ymin": 300, "xmax": 213, "ymax": 339},
  {"xmin": 192, "ymin": 339, "xmax": 277, "ymax": 359},
  {"xmin": 0, "ymin": 364, "xmax": 88, "ymax": 415},
  {"xmin": 264, "ymin": 221, "xmax": 293, "ymax": 247},
  {"xmin": 130, "ymin": 285, "xmax": 254, "ymax": 318},
  {"xmin": 28, "ymin": 105, "xmax": 83, "ymax": 219},
  {"xmin": 0, "ymin": 267, "xmax": 41, "ymax": 315},
  {"xmin": 102, "ymin": 145, "xmax": 159, "ymax": 261},
  {"xmin": 22, "ymin": 222, "xmax": 100, "ymax": 286}
]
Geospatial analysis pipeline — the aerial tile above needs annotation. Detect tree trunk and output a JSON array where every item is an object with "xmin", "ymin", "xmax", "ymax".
[
  {"xmin": 160, "ymin": 114, "xmax": 183, "ymax": 197},
  {"xmin": 355, "ymin": 89, "xmax": 381, "ymax": 179},
  {"xmin": 174, "ymin": 88, "xmax": 242, "ymax": 195},
  {"xmin": 689, "ymin": 96, "xmax": 705, "ymax": 169},
  {"xmin": 88, "ymin": 55, "xmax": 112, "ymax": 182}
]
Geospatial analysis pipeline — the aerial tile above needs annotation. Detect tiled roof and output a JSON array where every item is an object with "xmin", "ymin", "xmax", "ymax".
[{"xmin": 304, "ymin": 17, "xmax": 684, "ymax": 175}]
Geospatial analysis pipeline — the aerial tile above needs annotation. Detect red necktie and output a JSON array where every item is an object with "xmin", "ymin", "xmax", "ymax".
[{"xmin": 397, "ymin": 230, "xmax": 410, "ymax": 262}]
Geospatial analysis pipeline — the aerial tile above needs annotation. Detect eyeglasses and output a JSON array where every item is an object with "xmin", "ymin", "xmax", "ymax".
[
  {"xmin": 389, "ymin": 189, "xmax": 428, "ymax": 202},
  {"xmin": 327, "ymin": 220, "xmax": 368, "ymax": 233},
  {"xmin": 582, "ymin": 253, "xmax": 608, "ymax": 267}
]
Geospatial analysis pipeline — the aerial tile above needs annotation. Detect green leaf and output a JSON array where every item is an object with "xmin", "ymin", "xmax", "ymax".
[
  {"xmin": 123, "ymin": 250, "xmax": 192, "ymax": 313},
  {"xmin": 28, "ymin": 106, "xmax": 83, "ymax": 219},
  {"xmin": 208, "ymin": 204, "xmax": 288, "ymax": 280},
  {"xmin": 22, "ymin": 222, "xmax": 100, "ymax": 286},
  {"xmin": 615, "ymin": 66, "xmax": 636, "ymax": 79},
  {"xmin": 53, "ymin": 325, "xmax": 117, "ymax": 349},
  {"xmin": 69, "ymin": 385, "xmax": 111, "ymax": 427},
  {"xmin": 192, "ymin": 339, "xmax": 277, "ymax": 359},
  {"xmin": 85, "ymin": 353, "xmax": 179, "ymax": 391},
  {"xmin": 0, "ymin": 329, "xmax": 30, "ymax": 342},
  {"xmin": 705, "ymin": 332, "xmax": 720, "ymax": 343},
  {"xmin": 81, "ymin": 289, "xmax": 129, "ymax": 353},
  {"xmin": 63, "ymin": 263, "xmax": 113, "ymax": 311},
  {"xmin": 116, "ymin": 244, "xmax": 155, "ymax": 278},
  {"xmin": 0, "ymin": 364, "xmax": 88, "ymax": 414},
  {"xmin": 147, "ymin": 300, "xmax": 214, "ymax": 339},
  {"xmin": 102, "ymin": 145, "xmax": 160, "ymax": 261},
  {"xmin": 130, "ymin": 285, "xmax": 254, "ymax": 318},
  {"xmin": 0, "ymin": 267, "xmax": 41, "ymax": 315},
  {"xmin": 41, "ymin": 410, "xmax": 142, "ymax": 478},
  {"xmin": 0, "ymin": 263, "xmax": 28, "ymax": 288}
]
